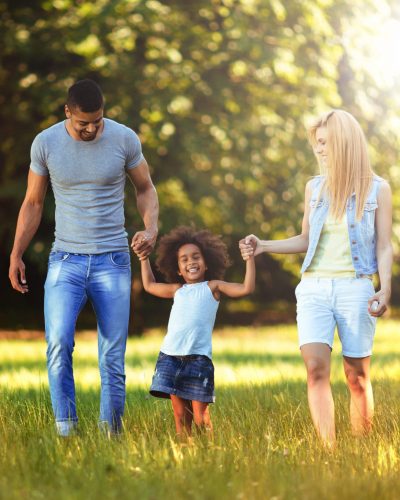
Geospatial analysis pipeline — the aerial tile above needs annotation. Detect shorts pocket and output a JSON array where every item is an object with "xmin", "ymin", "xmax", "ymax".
[
  {"xmin": 294, "ymin": 280, "xmax": 305, "ymax": 297},
  {"xmin": 192, "ymin": 355, "xmax": 214, "ymax": 372},
  {"xmin": 365, "ymin": 278, "xmax": 375, "ymax": 294}
]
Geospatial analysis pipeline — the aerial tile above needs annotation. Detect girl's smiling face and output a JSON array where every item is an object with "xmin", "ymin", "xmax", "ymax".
[{"xmin": 177, "ymin": 243, "xmax": 207, "ymax": 283}]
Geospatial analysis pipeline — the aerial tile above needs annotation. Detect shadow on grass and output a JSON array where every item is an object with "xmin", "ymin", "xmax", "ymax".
[
  {"xmin": 213, "ymin": 351, "xmax": 304, "ymax": 366},
  {"xmin": 0, "ymin": 355, "xmax": 157, "ymax": 373},
  {"xmin": 0, "ymin": 352, "xmax": 306, "ymax": 374},
  {"xmin": 1, "ymin": 348, "xmax": 399, "ymax": 377}
]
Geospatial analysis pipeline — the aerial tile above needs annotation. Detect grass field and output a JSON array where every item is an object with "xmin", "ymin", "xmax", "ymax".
[{"xmin": 1, "ymin": 321, "xmax": 400, "ymax": 499}]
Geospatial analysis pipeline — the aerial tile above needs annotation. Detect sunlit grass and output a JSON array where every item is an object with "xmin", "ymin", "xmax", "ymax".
[
  {"xmin": 0, "ymin": 321, "xmax": 400, "ymax": 499},
  {"xmin": 3, "ymin": 321, "xmax": 400, "ymax": 389}
]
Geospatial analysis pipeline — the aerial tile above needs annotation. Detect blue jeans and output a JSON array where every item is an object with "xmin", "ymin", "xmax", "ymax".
[{"xmin": 44, "ymin": 251, "xmax": 131, "ymax": 435}]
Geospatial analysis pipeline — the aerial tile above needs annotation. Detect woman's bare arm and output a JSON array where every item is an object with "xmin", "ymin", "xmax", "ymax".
[
  {"xmin": 239, "ymin": 180, "xmax": 313, "ymax": 259},
  {"xmin": 368, "ymin": 181, "xmax": 393, "ymax": 317}
]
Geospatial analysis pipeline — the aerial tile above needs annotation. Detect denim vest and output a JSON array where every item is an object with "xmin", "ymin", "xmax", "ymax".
[{"xmin": 301, "ymin": 175, "xmax": 383, "ymax": 276}]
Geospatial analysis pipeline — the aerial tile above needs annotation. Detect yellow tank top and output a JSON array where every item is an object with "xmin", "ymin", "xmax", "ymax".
[{"xmin": 304, "ymin": 212, "xmax": 355, "ymax": 278}]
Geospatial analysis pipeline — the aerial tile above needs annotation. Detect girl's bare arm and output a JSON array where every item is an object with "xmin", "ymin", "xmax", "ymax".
[
  {"xmin": 209, "ymin": 257, "xmax": 256, "ymax": 299},
  {"xmin": 141, "ymin": 259, "xmax": 181, "ymax": 298}
]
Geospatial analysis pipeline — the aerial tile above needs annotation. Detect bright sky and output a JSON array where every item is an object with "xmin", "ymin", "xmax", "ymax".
[
  {"xmin": 366, "ymin": 18, "xmax": 400, "ymax": 87},
  {"xmin": 344, "ymin": 10, "xmax": 400, "ymax": 89}
]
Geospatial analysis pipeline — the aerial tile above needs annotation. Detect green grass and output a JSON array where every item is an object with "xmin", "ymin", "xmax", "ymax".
[{"xmin": 1, "ymin": 322, "xmax": 400, "ymax": 499}]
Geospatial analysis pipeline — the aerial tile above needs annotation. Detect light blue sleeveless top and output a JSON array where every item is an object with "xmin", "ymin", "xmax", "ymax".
[
  {"xmin": 301, "ymin": 175, "xmax": 383, "ymax": 276},
  {"xmin": 160, "ymin": 281, "xmax": 219, "ymax": 359}
]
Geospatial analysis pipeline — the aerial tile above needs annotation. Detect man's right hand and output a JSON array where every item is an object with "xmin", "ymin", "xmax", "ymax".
[
  {"xmin": 9, "ymin": 255, "xmax": 29, "ymax": 293},
  {"xmin": 131, "ymin": 227, "xmax": 158, "ymax": 261}
]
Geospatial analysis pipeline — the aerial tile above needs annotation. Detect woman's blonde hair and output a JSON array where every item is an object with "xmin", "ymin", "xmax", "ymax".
[{"xmin": 308, "ymin": 109, "xmax": 373, "ymax": 221}]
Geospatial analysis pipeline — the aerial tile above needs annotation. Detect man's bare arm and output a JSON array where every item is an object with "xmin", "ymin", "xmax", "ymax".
[
  {"xmin": 126, "ymin": 160, "xmax": 159, "ymax": 260},
  {"xmin": 9, "ymin": 170, "xmax": 48, "ymax": 293}
]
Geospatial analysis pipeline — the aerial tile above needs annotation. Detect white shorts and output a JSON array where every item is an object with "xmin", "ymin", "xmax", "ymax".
[{"xmin": 295, "ymin": 277, "xmax": 377, "ymax": 358}]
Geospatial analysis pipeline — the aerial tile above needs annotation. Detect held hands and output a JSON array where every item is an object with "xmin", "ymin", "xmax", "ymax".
[
  {"xmin": 131, "ymin": 228, "xmax": 158, "ymax": 261},
  {"xmin": 9, "ymin": 255, "xmax": 29, "ymax": 294},
  {"xmin": 368, "ymin": 289, "xmax": 390, "ymax": 317},
  {"xmin": 239, "ymin": 234, "xmax": 261, "ymax": 261}
]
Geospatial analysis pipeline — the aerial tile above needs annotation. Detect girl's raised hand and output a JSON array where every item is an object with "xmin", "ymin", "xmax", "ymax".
[
  {"xmin": 239, "ymin": 234, "xmax": 259, "ymax": 260},
  {"xmin": 131, "ymin": 228, "xmax": 158, "ymax": 260}
]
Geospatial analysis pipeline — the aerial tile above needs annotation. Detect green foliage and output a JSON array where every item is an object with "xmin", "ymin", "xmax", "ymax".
[{"xmin": 1, "ymin": 0, "xmax": 399, "ymax": 327}]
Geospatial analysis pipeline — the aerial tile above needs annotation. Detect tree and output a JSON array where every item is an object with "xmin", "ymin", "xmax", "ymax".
[{"xmin": 1, "ymin": 0, "xmax": 399, "ymax": 330}]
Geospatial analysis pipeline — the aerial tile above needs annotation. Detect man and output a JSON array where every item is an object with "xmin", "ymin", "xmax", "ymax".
[{"xmin": 9, "ymin": 79, "xmax": 159, "ymax": 436}]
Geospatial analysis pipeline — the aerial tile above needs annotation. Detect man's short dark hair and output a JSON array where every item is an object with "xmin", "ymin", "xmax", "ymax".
[{"xmin": 67, "ymin": 79, "xmax": 104, "ymax": 112}]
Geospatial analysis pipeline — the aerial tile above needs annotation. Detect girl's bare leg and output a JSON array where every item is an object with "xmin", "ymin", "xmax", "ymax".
[
  {"xmin": 192, "ymin": 401, "xmax": 213, "ymax": 436},
  {"xmin": 170, "ymin": 395, "xmax": 193, "ymax": 437}
]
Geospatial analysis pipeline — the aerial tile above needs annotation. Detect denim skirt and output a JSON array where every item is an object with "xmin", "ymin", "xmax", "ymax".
[{"xmin": 150, "ymin": 352, "xmax": 215, "ymax": 403}]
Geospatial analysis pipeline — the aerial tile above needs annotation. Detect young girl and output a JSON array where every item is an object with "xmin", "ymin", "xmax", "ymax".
[
  {"xmin": 141, "ymin": 226, "xmax": 255, "ymax": 437},
  {"xmin": 240, "ymin": 109, "xmax": 392, "ymax": 448}
]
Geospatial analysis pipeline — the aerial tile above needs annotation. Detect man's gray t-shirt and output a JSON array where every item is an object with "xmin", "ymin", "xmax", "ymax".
[{"xmin": 30, "ymin": 118, "xmax": 145, "ymax": 254}]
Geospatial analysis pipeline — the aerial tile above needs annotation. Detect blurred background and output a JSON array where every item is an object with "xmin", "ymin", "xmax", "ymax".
[{"xmin": 1, "ymin": 0, "xmax": 399, "ymax": 333}]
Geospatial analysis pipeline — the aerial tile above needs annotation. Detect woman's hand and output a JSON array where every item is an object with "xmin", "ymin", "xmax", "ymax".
[
  {"xmin": 239, "ymin": 234, "xmax": 261, "ymax": 260},
  {"xmin": 368, "ymin": 289, "xmax": 390, "ymax": 317}
]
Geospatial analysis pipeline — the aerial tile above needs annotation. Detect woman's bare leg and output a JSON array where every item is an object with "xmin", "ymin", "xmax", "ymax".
[
  {"xmin": 301, "ymin": 343, "xmax": 335, "ymax": 447},
  {"xmin": 343, "ymin": 355, "xmax": 373, "ymax": 435}
]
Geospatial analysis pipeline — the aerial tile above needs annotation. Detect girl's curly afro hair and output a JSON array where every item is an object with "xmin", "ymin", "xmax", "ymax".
[{"xmin": 155, "ymin": 226, "xmax": 231, "ymax": 283}]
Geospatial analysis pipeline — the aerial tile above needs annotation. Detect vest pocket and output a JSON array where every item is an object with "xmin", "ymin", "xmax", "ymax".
[
  {"xmin": 310, "ymin": 199, "xmax": 323, "ymax": 208},
  {"xmin": 364, "ymin": 201, "xmax": 378, "ymax": 211},
  {"xmin": 360, "ymin": 201, "xmax": 377, "ymax": 239}
]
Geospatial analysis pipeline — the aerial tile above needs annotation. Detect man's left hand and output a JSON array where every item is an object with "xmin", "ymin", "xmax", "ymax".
[{"xmin": 131, "ymin": 228, "xmax": 158, "ymax": 260}]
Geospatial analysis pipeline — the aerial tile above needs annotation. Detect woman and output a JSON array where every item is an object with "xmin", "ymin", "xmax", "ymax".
[{"xmin": 240, "ymin": 110, "xmax": 392, "ymax": 447}]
